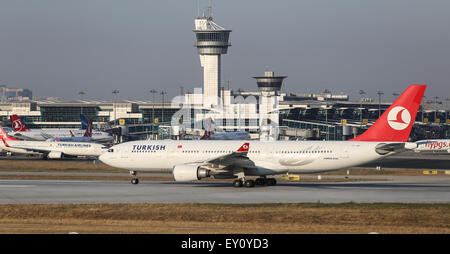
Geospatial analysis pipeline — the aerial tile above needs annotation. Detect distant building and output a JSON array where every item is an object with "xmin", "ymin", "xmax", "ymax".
[{"xmin": 0, "ymin": 85, "xmax": 32, "ymax": 101}]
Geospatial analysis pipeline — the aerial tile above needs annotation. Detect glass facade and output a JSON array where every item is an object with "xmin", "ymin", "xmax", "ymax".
[
  {"xmin": 140, "ymin": 107, "xmax": 180, "ymax": 124},
  {"xmin": 40, "ymin": 106, "xmax": 100, "ymax": 123},
  {"xmin": 196, "ymin": 32, "xmax": 230, "ymax": 42}
]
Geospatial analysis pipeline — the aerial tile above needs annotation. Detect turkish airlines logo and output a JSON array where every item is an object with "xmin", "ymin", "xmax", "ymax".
[
  {"xmin": 238, "ymin": 143, "xmax": 250, "ymax": 152},
  {"xmin": 387, "ymin": 106, "xmax": 411, "ymax": 130},
  {"xmin": 13, "ymin": 120, "xmax": 21, "ymax": 130}
]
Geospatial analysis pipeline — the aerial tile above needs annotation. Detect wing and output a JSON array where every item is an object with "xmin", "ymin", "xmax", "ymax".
[
  {"xmin": 40, "ymin": 132, "xmax": 54, "ymax": 140},
  {"xmin": 9, "ymin": 132, "xmax": 42, "ymax": 141},
  {"xmin": 202, "ymin": 143, "xmax": 255, "ymax": 169}
]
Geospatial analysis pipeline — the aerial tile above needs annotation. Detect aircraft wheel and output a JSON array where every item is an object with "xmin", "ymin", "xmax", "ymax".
[
  {"xmin": 244, "ymin": 180, "xmax": 255, "ymax": 188},
  {"xmin": 267, "ymin": 178, "xmax": 277, "ymax": 186},
  {"xmin": 255, "ymin": 178, "xmax": 266, "ymax": 186},
  {"xmin": 233, "ymin": 180, "xmax": 243, "ymax": 188},
  {"xmin": 131, "ymin": 178, "xmax": 139, "ymax": 185}
]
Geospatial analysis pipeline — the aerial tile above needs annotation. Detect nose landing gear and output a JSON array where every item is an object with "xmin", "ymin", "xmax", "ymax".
[{"xmin": 130, "ymin": 171, "xmax": 139, "ymax": 184}]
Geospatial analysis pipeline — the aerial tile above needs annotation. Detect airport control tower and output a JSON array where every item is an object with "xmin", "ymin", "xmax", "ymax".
[
  {"xmin": 254, "ymin": 71, "xmax": 287, "ymax": 140},
  {"xmin": 194, "ymin": 7, "xmax": 231, "ymax": 109}
]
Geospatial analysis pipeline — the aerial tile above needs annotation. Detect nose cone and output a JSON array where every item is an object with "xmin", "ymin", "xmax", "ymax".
[{"xmin": 99, "ymin": 153, "xmax": 109, "ymax": 165}]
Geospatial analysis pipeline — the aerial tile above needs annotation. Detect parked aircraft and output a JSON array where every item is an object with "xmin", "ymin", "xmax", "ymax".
[
  {"xmin": 8, "ymin": 114, "xmax": 113, "ymax": 143},
  {"xmin": 200, "ymin": 118, "xmax": 250, "ymax": 140},
  {"xmin": 0, "ymin": 126, "xmax": 108, "ymax": 159},
  {"xmin": 200, "ymin": 130, "xmax": 251, "ymax": 140},
  {"xmin": 414, "ymin": 139, "xmax": 450, "ymax": 153},
  {"xmin": 99, "ymin": 85, "xmax": 425, "ymax": 187},
  {"xmin": 48, "ymin": 119, "xmax": 95, "ymax": 142}
]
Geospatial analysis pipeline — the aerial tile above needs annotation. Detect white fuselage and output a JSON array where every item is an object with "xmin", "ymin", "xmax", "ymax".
[
  {"xmin": 415, "ymin": 139, "xmax": 450, "ymax": 153},
  {"xmin": 8, "ymin": 129, "xmax": 113, "ymax": 142},
  {"xmin": 0, "ymin": 140, "xmax": 108, "ymax": 157},
  {"xmin": 99, "ymin": 140, "xmax": 392, "ymax": 175}
]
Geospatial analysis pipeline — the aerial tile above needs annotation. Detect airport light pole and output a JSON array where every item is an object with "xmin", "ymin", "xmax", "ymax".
[
  {"xmin": 79, "ymin": 90, "xmax": 85, "ymax": 116},
  {"xmin": 324, "ymin": 104, "xmax": 331, "ymax": 140},
  {"xmin": 150, "ymin": 89, "xmax": 158, "ymax": 124},
  {"xmin": 112, "ymin": 89, "xmax": 119, "ymax": 125},
  {"xmin": 359, "ymin": 90, "xmax": 365, "ymax": 128},
  {"xmin": 392, "ymin": 92, "xmax": 399, "ymax": 100},
  {"xmin": 445, "ymin": 98, "xmax": 450, "ymax": 124},
  {"xmin": 160, "ymin": 90, "xmax": 167, "ymax": 124},
  {"xmin": 433, "ymin": 96, "xmax": 439, "ymax": 123},
  {"xmin": 377, "ymin": 91, "xmax": 384, "ymax": 118},
  {"xmin": 421, "ymin": 95, "xmax": 427, "ymax": 123}
]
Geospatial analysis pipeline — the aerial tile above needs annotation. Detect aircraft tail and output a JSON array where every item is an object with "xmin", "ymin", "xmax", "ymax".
[
  {"xmin": 80, "ymin": 114, "xmax": 88, "ymax": 130},
  {"xmin": 0, "ymin": 126, "xmax": 20, "ymax": 141},
  {"xmin": 350, "ymin": 84, "xmax": 426, "ymax": 142},
  {"xmin": 84, "ymin": 119, "xmax": 93, "ymax": 137},
  {"xmin": 200, "ymin": 118, "xmax": 215, "ymax": 140},
  {"xmin": 10, "ymin": 115, "xmax": 30, "ymax": 131}
]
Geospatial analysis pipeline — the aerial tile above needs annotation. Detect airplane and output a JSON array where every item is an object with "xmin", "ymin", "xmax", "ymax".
[
  {"xmin": 0, "ymin": 126, "xmax": 108, "ymax": 159},
  {"xmin": 200, "ymin": 130, "xmax": 251, "ymax": 140},
  {"xmin": 80, "ymin": 114, "xmax": 89, "ymax": 130},
  {"xmin": 200, "ymin": 118, "xmax": 251, "ymax": 140},
  {"xmin": 47, "ymin": 119, "xmax": 95, "ymax": 142},
  {"xmin": 414, "ymin": 139, "xmax": 450, "ymax": 153},
  {"xmin": 99, "ymin": 85, "xmax": 425, "ymax": 187},
  {"xmin": 8, "ymin": 114, "xmax": 113, "ymax": 143}
]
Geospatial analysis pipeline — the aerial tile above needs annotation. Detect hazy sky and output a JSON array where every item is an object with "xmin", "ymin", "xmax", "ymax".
[{"xmin": 0, "ymin": 0, "xmax": 449, "ymax": 104}]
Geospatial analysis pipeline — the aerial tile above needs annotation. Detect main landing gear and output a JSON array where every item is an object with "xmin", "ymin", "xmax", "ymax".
[
  {"xmin": 233, "ymin": 177, "xmax": 277, "ymax": 188},
  {"xmin": 130, "ymin": 171, "xmax": 139, "ymax": 185}
]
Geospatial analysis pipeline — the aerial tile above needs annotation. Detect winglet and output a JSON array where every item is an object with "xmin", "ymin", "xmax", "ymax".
[{"xmin": 237, "ymin": 142, "xmax": 250, "ymax": 152}]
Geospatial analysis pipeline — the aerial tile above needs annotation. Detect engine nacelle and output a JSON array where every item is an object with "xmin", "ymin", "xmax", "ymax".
[
  {"xmin": 47, "ymin": 151, "xmax": 63, "ymax": 159},
  {"xmin": 404, "ymin": 142, "xmax": 418, "ymax": 150},
  {"xmin": 173, "ymin": 164, "xmax": 210, "ymax": 182}
]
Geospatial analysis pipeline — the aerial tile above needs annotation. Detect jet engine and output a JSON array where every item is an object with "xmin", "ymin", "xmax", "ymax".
[
  {"xmin": 47, "ymin": 151, "xmax": 63, "ymax": 159},
  {"xmin": 172, "ymin": 164, "xmax": 210, "ymax": 182}
]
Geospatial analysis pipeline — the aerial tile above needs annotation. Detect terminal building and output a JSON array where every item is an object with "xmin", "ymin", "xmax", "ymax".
[{"xmin": 0, "ymin": 88, "xmax": 448, "ymax": 142}]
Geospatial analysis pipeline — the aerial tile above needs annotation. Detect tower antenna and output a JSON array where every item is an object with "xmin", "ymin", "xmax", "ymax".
[
  {"xmin": 208, "ymin": 0, "xmax": 213, "ymax": 19},
  {"xmin": 197, "ymin": 0, "xmax": 200, "ymax": 18}
]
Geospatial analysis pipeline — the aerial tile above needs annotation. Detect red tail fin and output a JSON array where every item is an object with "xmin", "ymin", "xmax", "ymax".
[
  {"xmin": 0, "ymin": 126, "xmax": 20, "ymax": 141},
  {"xmin": 350, "ymin": 84, "xmax": 426, "ymax": 142},
  {"xmin": 10, "ymin": 115, "xmax": 29, "ymax": 132},
  {"xmin": 84, "ymin": 119, "xmax": 93, "ymax": 137},
  {"xmin": 237, "ymin": 143, "xmax": 250, "ymax": 152}
]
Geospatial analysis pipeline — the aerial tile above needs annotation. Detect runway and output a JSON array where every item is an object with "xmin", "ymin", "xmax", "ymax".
[
  {"xmin": 1, "ymin": 176, "xmax": 449, "ymax": 204},
  {"xmin": 0, "ymin": 151, "xmax": 448, "ymax": 204}
]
